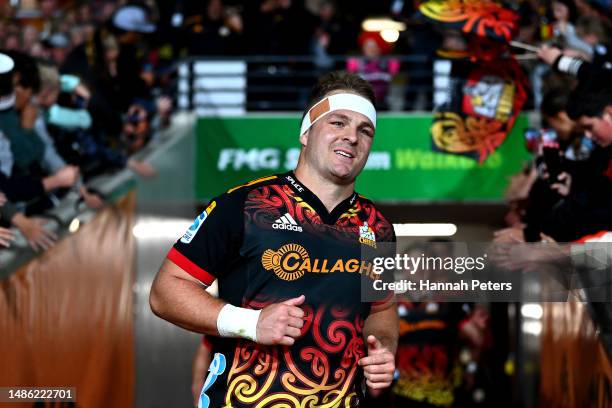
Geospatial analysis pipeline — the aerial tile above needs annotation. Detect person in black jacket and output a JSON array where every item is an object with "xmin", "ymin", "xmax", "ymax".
[{"xmin": 496, "ymin": 80, "xmax": 612, "ymax": 242}]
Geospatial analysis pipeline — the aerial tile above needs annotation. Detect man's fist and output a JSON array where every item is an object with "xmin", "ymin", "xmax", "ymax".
[
  {"xmin": 256, "ymin": 295, "xmax": 305, "ymax": 346},
  {"xmin": 537, "ymin": 45, "xmax": 562, "ymax": 65},
  {"xmin": 358, "ymin": 335, "xmax": 395, "ymax": 390}
]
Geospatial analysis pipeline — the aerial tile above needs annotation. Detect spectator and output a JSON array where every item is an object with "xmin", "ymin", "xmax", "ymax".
[
  {"xmin": 2, "ymin": 50, "xmax": 45, "ymax": 177},
  {"xmin": 496, "ymin": 80, "xmax": 612, "ymax": 242},
  {"xmin": 550, "ymin": 0, "xmax": 593, "ymax": 57},
  {"xmin": 0, "ymin": 52, "xmax": 78, "ymax": 194},
  {"xmin": 243, "ymin": 0, "xmax": 316, "ymax": 55},
  {"xmin": 43, "ymin": 32, "xmax": 71, "ymax": 67},
  {"xmin": 21, "ymin": 25, "xmax": 40, "ymax": 53},
  {"xmin": 575, "ymin": 16, "xmax": 611, "ymax": 64},
  {"xmin": 63, "ymin": 4, "xmax": 157, "ymax": 115},
  {"xmin": 181, "ymin": 0, "xmax": 244, "ymax": 56},
  {"xmin": 347, "ymin": 31, "xmax": 400, "ymax": 110},
  {"xmin": 537, "ymin": 42, "xmax": 612, "ymax": 83},
  {"xmin": 0, "ymin": 191, "xmax": 16, "ymax": 248}
]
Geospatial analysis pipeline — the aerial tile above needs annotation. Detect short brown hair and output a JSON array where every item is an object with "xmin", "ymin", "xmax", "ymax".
[
  {"xmin": 576, "ymin": 16, "xmax": 606, "ymax": 40},
  {"xmin": 302, "ymin": 71, "xmax": 375, "ymax": 120}
]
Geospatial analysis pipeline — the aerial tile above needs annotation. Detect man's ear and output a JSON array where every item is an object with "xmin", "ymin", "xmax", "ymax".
[
  {"xmin": 299, "ymin": 130, "xmax": 308, "ymax": 146},
  {"xmin": 604, "ymin": 106, "xmax": 612, "ymax": 122}
]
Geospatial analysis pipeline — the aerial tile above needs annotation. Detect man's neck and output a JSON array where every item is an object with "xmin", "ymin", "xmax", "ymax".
[{"xmin": 294, "ymin": 165, "xmax": 354, "ymax": 213}]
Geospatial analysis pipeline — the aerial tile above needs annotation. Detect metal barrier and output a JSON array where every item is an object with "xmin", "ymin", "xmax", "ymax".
[{"xmin": 173, "ymin": 55, "xmax": 436, "ymax": 115}]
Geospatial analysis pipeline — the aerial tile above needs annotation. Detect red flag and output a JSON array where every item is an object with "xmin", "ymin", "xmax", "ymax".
[{"xmin": 418, "ymin": 0, "xmax": 519, "ymax": 44}]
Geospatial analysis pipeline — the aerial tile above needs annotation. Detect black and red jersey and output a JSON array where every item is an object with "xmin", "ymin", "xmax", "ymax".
[
  {"xmin": 167, "ymin": 171, "xmax": 395, "ymax": 408},
  {"xmin": 392, "ymin": 301, "xmax": 471, "ymax": 407}
]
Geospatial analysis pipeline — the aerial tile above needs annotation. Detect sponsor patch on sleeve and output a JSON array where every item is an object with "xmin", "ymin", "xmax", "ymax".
[{"xmin": 181, "ymin": 201, "xmax": 217, "ymax": 244}]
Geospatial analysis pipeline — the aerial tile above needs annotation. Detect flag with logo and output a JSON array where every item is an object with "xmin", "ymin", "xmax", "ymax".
[
  {"xmin": 431, "ymin": 57, "xmax": 528, "ymax": 163},
  {"xmin": 417, "ymin": 0, "xmax": 528, "ymax": 163}
]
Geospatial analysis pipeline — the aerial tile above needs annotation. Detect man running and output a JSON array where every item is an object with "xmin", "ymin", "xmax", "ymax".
[{"xmin": 150, "ymin": 71, "xmax": 398, "ymax": 407}]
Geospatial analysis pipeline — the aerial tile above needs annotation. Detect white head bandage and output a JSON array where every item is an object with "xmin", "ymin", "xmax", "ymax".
[{"xmin": 300, "ymin": 93, "xmax": 377, "ymax": 135}]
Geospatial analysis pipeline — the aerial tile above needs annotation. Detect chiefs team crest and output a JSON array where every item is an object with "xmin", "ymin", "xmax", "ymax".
[{"xmin": 359, "ymin": 222, "xmax": 377, "ymax": 248}]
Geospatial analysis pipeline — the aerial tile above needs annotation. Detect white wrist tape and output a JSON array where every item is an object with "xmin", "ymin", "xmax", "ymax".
[
  {"xmin": 216, "ymin": 304, "xmax": 261, "ymax": 342},
  {"xmin": 557, "ymin": 56, "xmax": 583, "ymax": 76},
  {"xmin": 300, "ymin": 93, "xmax": 377, "ymax": 135}
]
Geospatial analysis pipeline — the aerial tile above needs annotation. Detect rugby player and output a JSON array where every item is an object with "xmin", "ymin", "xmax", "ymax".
[{"xmin": 150, "ymin": 71, "xmax": 398, "ymax": 407}]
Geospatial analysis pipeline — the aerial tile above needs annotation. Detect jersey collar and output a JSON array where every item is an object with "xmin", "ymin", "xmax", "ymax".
[{"xmin": 280, "ymin": 171, "xmax": 358, "ymax": 225}]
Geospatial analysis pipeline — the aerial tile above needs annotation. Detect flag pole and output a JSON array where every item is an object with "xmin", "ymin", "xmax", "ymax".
[{"xmin": 510, "ymin": 41, "xmax": 540, "ymax": 53}]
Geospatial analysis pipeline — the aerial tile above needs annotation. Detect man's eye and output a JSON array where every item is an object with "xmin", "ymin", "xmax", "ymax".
[
  {"xmin": 331, "ymin": 121, "xmax": 344, "ymax": 127},
  {"xmin": 361, "ymin": 129, "xmax": 373, "ymax": 137}
]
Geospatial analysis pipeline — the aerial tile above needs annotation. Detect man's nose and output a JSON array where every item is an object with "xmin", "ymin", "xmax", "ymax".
[{"xmin": 343, "ymin": 127, "xmax": 359, "ymax": 143}]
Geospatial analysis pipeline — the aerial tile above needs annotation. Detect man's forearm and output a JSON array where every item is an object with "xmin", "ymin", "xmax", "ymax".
[
  {"xmin": 363, "ymin": 305, "xmax": 399, "ymax": 354},
  {"xmin": 149, "ymin": 260, "xmax": 226, "ymax": 335}
]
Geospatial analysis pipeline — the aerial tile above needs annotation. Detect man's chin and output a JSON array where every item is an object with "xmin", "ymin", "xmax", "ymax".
[{"xmin": 329, "ymin": 168, "xmax": 357, "ymax": 184}]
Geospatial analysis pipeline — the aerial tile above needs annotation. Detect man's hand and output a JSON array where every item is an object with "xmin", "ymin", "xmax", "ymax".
[
  {"xmin": 537, "ymin": 45, "xmax": 563, "ymax": 65},
  {"xmin": 11, "ymin": 213, "xmax": 57, "ymax": 251},
  {"xmin": 551, "ymin": 172, "xmax": 572, "ymax": 196},
  {"xmin": 43, "ymin": 165, "xmax": 80, "ymax": 191},
  {"xmin": 0, "ymin": 227, "xmax": 14, "ymax": 248},
  {"xmin": 256, "ymin": 295, "xmax": 305, "ymax": 346},
  {"xmin": 127, "ymin": 159, "xmax": 157, "ymax": 178},
  {"xmin": 80, "ymin": 186, "xmax": 105, "ymax": 209},
  {"xmin": 358, "ymin": 335, "xmax": 395, "ymax": 391},
  {"xmin": 493, "ymin": 226, "xmax": 525, "ymax": 243}
]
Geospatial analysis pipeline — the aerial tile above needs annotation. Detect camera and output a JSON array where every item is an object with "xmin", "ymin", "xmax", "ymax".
[{"xmin": 524, "ymin": 128, "xmax": 563, "ymax": 184}]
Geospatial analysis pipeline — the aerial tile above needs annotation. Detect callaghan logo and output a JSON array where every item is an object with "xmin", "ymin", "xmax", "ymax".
[{"xmin": 261, "ymin": 243, "xmax": 378, "ymax": 281}]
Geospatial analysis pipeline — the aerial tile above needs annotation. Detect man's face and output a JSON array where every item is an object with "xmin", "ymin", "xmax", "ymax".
[
  {"xmin": 37, "ymin": 86, "xmax": 59, "ymax": 108},
  {"xmin": 300, "ymin": 100, "xmax": 375, "ymax": 184},
  {"xmin": 578, "ymin": 108, "xmax": 612, "ymax": 147},
  {"xmin": 544, "ymin": 111, "xmax": 575, "ymax": 140},
  {"xmin": 13, "ymin": 78, "xmax": 33, "ymax": 111}
]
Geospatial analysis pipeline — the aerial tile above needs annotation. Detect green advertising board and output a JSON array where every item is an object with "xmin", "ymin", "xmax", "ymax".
[{"xmin": 195, "ymin": 114, "xmax": 531, "ymax": 202}]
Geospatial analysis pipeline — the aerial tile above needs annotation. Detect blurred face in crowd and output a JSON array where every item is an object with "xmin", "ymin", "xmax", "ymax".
[
  {"xmin": 13, "ymin": 77, "xmax": 33, "ymax": 111},
  {"xmin": 544, "ymin": 111, "xmax": 576, "ymax": 141},
  {"xmin": 40, "ymin": 0, "xmax": 56, "ymax": 18},
  {"xmin": 70, "ymin": 28, "xmax": 86, "ymax": 47},
  {"xmin": 51, "ymin": 47, "xmax": 68, "ymax": 65},
  {"xmin": 576, "ymin": 26, "xmax": 601, "ymax": 46},
  {"xmin": 78, "ymin": 4, "xmax": 92, "ymax": 24},
  {"xmin": 552, "ymin": 1, "xmax": 569, "ymax": 22},
  {"xmin": 319, "ymin": 3, "xmax": 335, "ymax": 21},
  {"xmin": 362, "ymin": 39, "xmax": 381, "ymax": 58},
  {"xmin": 5, "ymin": 34, "xmax": 19, "ymax": 50},
  {"xmin": 29, "ymin": 42, "xmax": 45, "ymax": 57},
  {"xmin": 38, "ymin": 85, "xmax": 59, "ymax": 109},
  {"xmin": 105, "ymin": 46, "xmax": 119, "ymax": 64},
  {"xmin": 578, "ymin": 107, "xmax": 612, "ymax": 147},
  {"xmin": 299, "ymin": 90, "xmax": 375, "ymax": 183},
  {"xmin": 208, "ymin": 0, "xmax": 223, "ymax": 20},
  {"xmin": 22, "ymin": 26, "xmax": 39, "ymax": 46}
]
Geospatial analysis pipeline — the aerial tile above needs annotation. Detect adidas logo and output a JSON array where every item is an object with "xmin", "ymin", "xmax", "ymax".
[{"xmin": 272, "ymin": 213, "xmax": 303, "ymax": 232}]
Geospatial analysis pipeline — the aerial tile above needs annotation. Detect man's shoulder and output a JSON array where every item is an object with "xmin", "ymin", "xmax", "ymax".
[
  {"xmin": 212, "ymin": 174, "xmax": 282, "ymax": 206},
  {"xmin": 225, "ymin": 174, "xmax": 281, "ymax": 194}
]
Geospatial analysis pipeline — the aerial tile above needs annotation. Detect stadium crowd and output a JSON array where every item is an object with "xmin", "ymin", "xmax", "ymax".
[{"xmin": 497, "ymin": 1, "xmax": 612, "ymax": 244}]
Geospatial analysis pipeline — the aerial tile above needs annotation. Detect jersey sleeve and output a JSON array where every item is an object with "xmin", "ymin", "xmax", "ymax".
[{"xmin": 166, "ymin": 191, "xmax": 244, "ymax": 285}]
